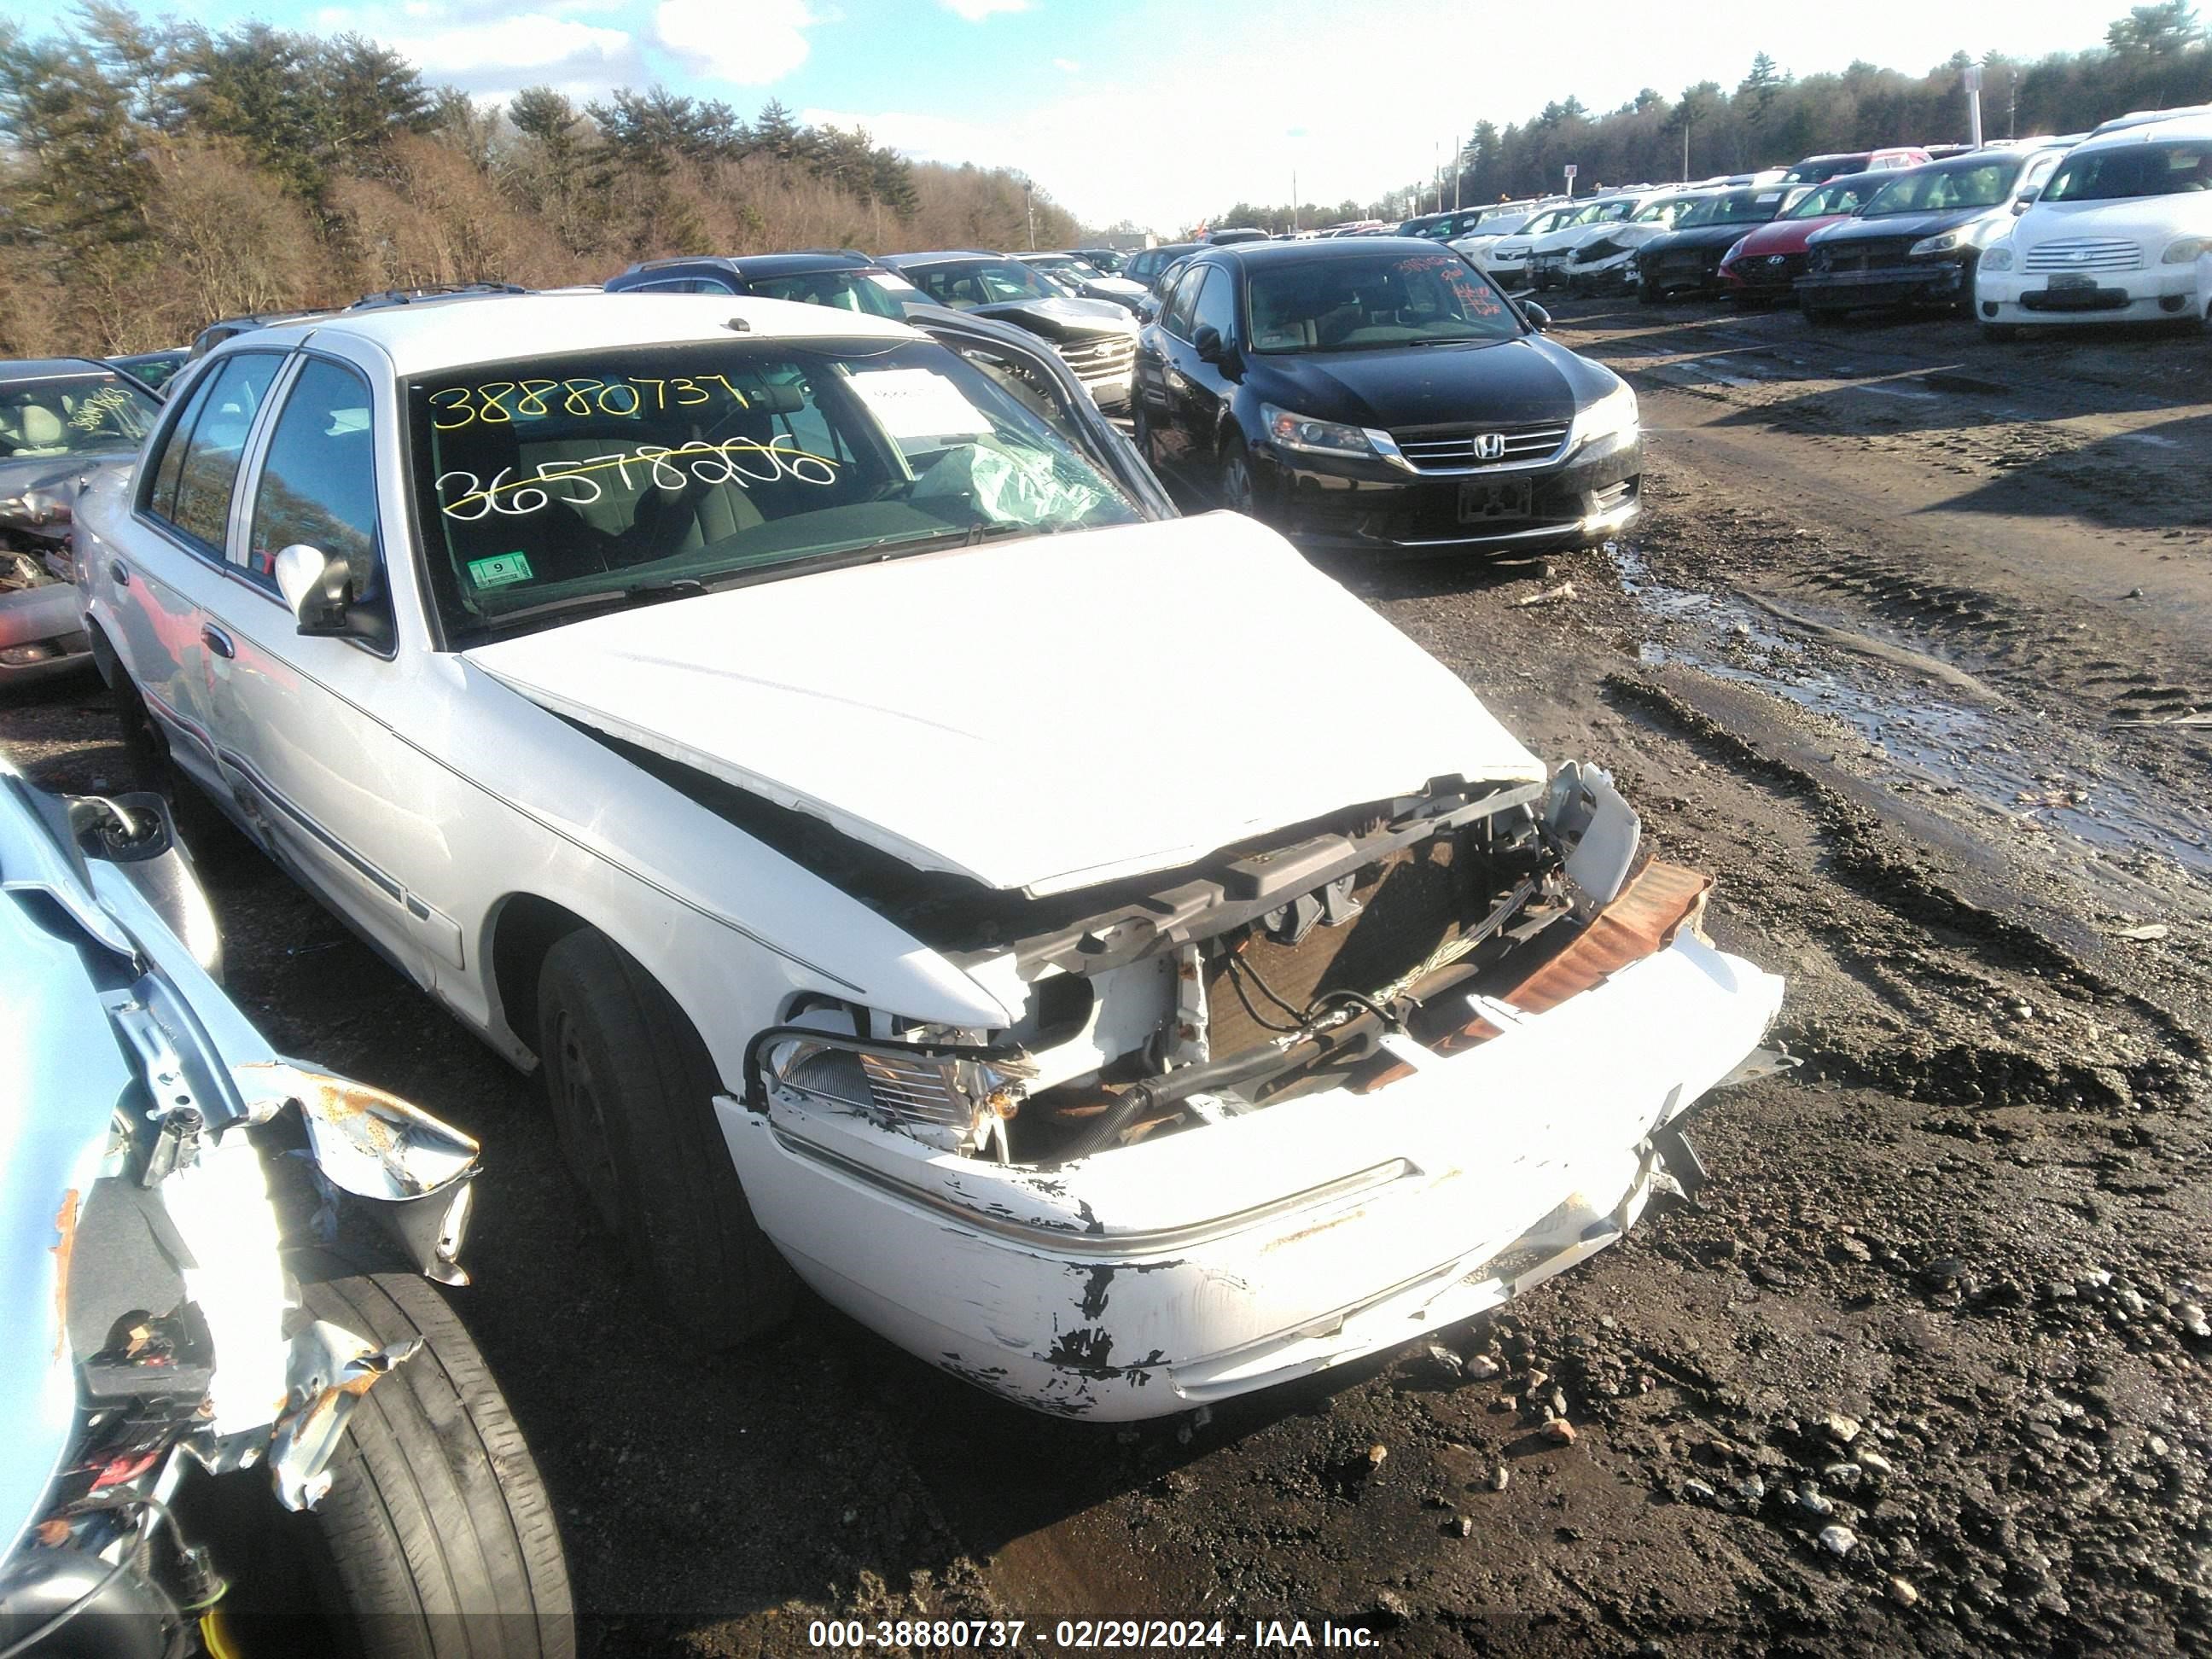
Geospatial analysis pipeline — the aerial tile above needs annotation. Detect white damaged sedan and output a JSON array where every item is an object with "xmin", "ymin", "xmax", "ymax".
[{"xmin": 77, "ymin": 293, "xmax": 1783, "ymax": 1419}]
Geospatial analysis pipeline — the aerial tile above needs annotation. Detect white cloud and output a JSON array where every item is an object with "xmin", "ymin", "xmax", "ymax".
[
  {"xmin": 941, "ymin": 0, "xmax": 1030, "ymax": 18},
  {"xmin": 1051, "ymin": 56, "xmax": 1079, "ymax": 73},
  {"xmin": 655, "ymin": 0, "xmax": 818, "ymax": 84},
  {"xmin": 402, "ymin": 14, "xmax": 631, "ymax": 75}
]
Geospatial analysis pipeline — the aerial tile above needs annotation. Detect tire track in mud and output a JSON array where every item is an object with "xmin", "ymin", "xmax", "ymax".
[{"xmin": 1599, "ymin": 670, "xmax": 2208, "ymax": 1112}]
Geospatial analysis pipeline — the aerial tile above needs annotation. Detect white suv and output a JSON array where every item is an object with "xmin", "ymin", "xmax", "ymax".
[
  {"xmin": 76, "ymin": 292, "xmax": 1779, "ymax": 1420},
  {"xmin": 1976, "ymin": 115, "xmax": 2212, "ymax": 337}
]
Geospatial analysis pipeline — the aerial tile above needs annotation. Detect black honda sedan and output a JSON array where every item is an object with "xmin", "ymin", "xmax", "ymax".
[{"xmin": 1131, "ymin": 239, "xmax": 1640, "ymax": 554}]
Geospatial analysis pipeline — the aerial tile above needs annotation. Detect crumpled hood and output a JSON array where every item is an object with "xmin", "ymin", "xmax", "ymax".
[
  {"xmin": 464, "ymin": 513, "xmax": 1545, "ymax": 895},
  {"xmin": 969, "ymin": 295, "xmax": 1136, "ymax": 341}
]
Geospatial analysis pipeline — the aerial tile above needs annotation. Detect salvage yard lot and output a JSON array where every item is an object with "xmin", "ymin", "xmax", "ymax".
[{"xmin": 6, "ymin": 298, "xmax": 2210, "ymax": 1656}]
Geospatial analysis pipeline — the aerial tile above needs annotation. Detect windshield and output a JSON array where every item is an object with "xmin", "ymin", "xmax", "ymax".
[
  {"xmin": 1788, "ymin": 178, "xmax": 1872, "ymax": 218},
  {"xmin": 901, "ymin": 260, "xmax": 1062, "ymax": 308},
  {"xmin": 0, "ymin": 371, "xmax": 160, "ymax": 457},
  {"xmin": 408, "ymin": 339, "xmax": 1140, "ymax": 643},
  {"xmin": 1519, "ymin": 208, "xmax": 1571, "ymax": 236},
  {"xmin": 1081, "ymin": 249, "xmax": 1126, "ymax": 273},
  {"xmin": 745, "ymin": 270, "xmax": 907, "ymax": 319},
  {"xmin": 1692, "ymin": 189, "xmax": 1788, "ymax": 227},
  {"xmin": 2045, "ymin": 140, "xmax": 2212, "ymax": 201},
  {"xmin": 1864, "ymin": 160, "xmax": 2021, "ymax": 215},
  {"xmin": 1784, "ymin": 156, "xmax": 1866, "ymax": 185},
  {"xmin": 1631, "ymin": 198, "xmax": 1690, "ymax": 224},
  {"xmin": 1247, "ymin": 250, "xmax": 1520, "ymax": 353}
]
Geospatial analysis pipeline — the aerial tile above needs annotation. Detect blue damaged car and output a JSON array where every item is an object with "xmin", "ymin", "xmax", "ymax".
[{"xmin": 0, "ymin": 755, "xmax": 570, "ymax": 1657}]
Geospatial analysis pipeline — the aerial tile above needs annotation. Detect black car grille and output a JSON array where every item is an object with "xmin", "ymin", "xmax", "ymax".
[
  {"xmin": 1812, "ymin": 236, "xmax": 1918, "ymax": 273},
  {"xmin": 1737, "ymin": 251, "xmax": 1807, "ymax": 283},
  {"xmin": 1389, "ymin": 420, "xmax": 1571, "ymax": 472}
]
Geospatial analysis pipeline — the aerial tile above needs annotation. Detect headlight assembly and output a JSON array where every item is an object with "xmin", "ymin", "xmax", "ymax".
[
  {"xmin": 1910, "ymin": 217, "xmax": 2004, "ymax": 259},
  {"xmin": 1261, "ymin": 403, "xmax": 1381, "ymax": 459},
  {"xmin": 1570, "ymin": 380, "xmax": 1639, "ymax": 451},
  {"xmin": 1979, "ymin": 242, "xmax": 2015, "ymax": 273},
  {"xmin": 2163, "ymin": 236, "xmax": 2211, "ymax": 265},
  {"xmin": 760, "ymin": 1028, "xmax": 1032, "ymax": 1159}
]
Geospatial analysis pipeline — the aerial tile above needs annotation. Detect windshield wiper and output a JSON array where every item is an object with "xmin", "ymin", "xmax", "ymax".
[{"xmin": 474, "ymin": 578, "xmax": 707, "ymax": 634}]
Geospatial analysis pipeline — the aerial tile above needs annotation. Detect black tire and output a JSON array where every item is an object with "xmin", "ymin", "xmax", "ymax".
[
  {"xmin": 212, "ymin": 1254, "xmax": 573, "ymax": 1658},
  {"xmin": 1130, "ymin": 398, "xmax": 1155, "ymax": 465},
  {"xmin": 537, "ymin": 928, "xmax": 795, "ymax": 1340},
  {"xmin": 1217, "ymin": 443, "xmax": 1256, "ymax": 515},
  {"xmin": 1638, "ymin": 278, "xmax": 1660, "ymax": 305}
]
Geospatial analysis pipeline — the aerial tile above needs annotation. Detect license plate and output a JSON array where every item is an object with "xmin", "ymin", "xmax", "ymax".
[
  {"xmin": 2047, "ymin": 272, "xmax": 2096, "ymax": 291},
  {"xmin": 1458, "ymin": 477, "xmax": 1534, "ymax": 523}
]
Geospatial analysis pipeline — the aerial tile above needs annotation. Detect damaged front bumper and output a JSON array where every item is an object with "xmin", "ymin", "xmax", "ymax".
[{"xmin": 719, "ymin": 924, "xmax": 1780, "ymax": 1419}]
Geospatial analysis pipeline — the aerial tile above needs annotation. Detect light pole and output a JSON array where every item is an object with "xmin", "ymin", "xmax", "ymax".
[{"xmin": 1964, "ymin": 62, "xmax": 1984, "ymax": 148}]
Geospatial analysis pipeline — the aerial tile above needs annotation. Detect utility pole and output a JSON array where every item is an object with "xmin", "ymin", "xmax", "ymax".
[
  {"xmin": 1023, "ymin": 179, "xmax": 1035, "ymax": 250},
  {"xmin": 1681, "ymin": 114, "xmax": 1690, "ymax": 182},
  {"xmin": 1453, "ymin": 135, "xmax": 1461, "ymax": 211},
  {"xmin": 1964, "ymin": 62, "xmax": 1984, "ymax": 148},
  {"xmin": 1290, "ymin": 168, "xmax": 1299, "ymax": 232}
]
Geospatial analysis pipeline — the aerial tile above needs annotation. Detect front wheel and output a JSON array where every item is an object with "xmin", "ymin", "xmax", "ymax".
[
  {"xmin": 1130, "ymin": 398, "xmax": 1155, "ymax": 465},
  {"xmin": 207, "ymin": 1255, "xmax": 573, "ymax": 1658},
  {"xmin": 537, "ymin": 928, "xmax": 795, "ymax": 1340},
  {"xmin": 1218, "ymin": 444, "xmax": 1256, "ymax": 515},
  {"xmin": 1638, "ymin": 278, "xmax": 1660, "ymax": 305}
]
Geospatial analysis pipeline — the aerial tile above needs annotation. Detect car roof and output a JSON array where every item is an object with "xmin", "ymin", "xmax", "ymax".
[
  {"xmin": 229, "ymin": 292, "xmax": 914, "ymax": 376},
  {"xmin": 2075, "ymin": 110, "xmax": 2212, "ymax": 148},
  {"xmin": 877, "ymin": 251, "xmax": 1010, "ymax": 268},
  {"xmin": 1194, "ymin": 236, "xmax": 1477, "ymax": 269},
  {"xmin": 0, "ymin": 357, "xmax": 140, "ymax": 384},
  {"xmin": 619, "ymin": 251, "xmax": 877, "ymax": 280}
]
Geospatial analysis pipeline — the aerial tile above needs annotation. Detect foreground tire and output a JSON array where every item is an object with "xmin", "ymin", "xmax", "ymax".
[
  {"xmin": 537, "ymin": 928, "xmax": 795, "ymax": 1340},
  {"xmin": 212, "ymin": 1255, "xmax": 573, "ymax": 1658}
]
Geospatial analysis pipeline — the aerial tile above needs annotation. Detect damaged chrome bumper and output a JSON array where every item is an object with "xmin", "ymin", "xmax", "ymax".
[{"xmin": 718, "ymin": 929, "xmax": 1782, "ymax": 1419}]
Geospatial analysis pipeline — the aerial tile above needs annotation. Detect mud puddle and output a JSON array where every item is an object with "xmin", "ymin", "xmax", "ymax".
[{"xmin": 1610, "ymin": 542, "xmax": 2212, "ymax": 881}]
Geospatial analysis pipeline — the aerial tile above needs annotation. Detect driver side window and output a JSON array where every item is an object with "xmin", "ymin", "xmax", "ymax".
[
  {"xmin": 246, "ymin": 358, "xmax": 384, "ymax": 608},
  {"xmin": 1161, "ymin": 265, "xmax": 1206, "ymax": 340},
  {"xmin": 1191, "ymin": 266, "xmax": 1238, "ymax": 345}
]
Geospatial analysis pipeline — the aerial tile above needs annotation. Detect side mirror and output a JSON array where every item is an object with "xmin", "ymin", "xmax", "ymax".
[
  {"xmin": 2014, "ymin": 188, "xmax": 2040, "ymax": 212},
  {"xmin": 1193, "ymin": 324, "xmax": 1230, "ymax": 364},
  {"xmin": 1521, "ymin": 301, "xmax": 1552, "ymax": 332},
  {"xmin": 274, "ymin": 542, "xmax": 371, "ymax": 642}
]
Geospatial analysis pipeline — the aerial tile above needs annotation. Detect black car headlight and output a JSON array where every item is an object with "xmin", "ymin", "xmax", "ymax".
[{"xmin": 1262, "ymin": 403, "xmax": 1383, "ymax": 459}]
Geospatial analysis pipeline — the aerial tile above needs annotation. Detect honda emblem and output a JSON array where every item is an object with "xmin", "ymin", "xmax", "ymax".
[{"xmin": 1473, "ymin": 432, "xmax": 1507, "ymax": 461}]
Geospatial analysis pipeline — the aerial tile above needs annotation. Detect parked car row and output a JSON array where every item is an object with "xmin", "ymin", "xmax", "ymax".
[{"xmin": 1465, "ymin": 111, "xmax": 2212, "ymax": 341}]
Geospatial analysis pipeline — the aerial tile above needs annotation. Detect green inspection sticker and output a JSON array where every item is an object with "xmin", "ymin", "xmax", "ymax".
[{"xmin": 467, "ymin": 552, "xmax": 533, "ymax": 588}]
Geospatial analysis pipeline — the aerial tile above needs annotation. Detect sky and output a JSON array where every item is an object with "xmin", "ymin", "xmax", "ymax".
[{"xmin": 12, "ymin": 0, "xmax": 2131, "ymax": 228}]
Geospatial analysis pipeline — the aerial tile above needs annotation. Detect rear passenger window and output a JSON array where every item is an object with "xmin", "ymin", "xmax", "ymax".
[
  {"xmin": 148, "ymin": 353, "xmax": 280, "ymax": 552},
  {"xmin": 246, "ymin": 359, "xmax": 381, "ymax": 597}
]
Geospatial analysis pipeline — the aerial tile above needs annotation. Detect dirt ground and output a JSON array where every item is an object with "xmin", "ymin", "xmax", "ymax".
[{"xmin": 6, "ymin": 294, "xmax": 2210, "ymax": 1656}]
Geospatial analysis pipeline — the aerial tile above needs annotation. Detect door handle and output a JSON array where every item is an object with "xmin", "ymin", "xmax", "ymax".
[
  {"xmin": 110, "ymin": 561, "xmax": 130, "ymax": 587},
  {"xmin": 201, "ymin": 624, "xmax": 235, "ymax": 661}
]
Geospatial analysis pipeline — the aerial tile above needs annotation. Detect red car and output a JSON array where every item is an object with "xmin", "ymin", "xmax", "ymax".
[{"xmin": 1715, "ymin": 172, "xmax": 1887, "ymax": 306}]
